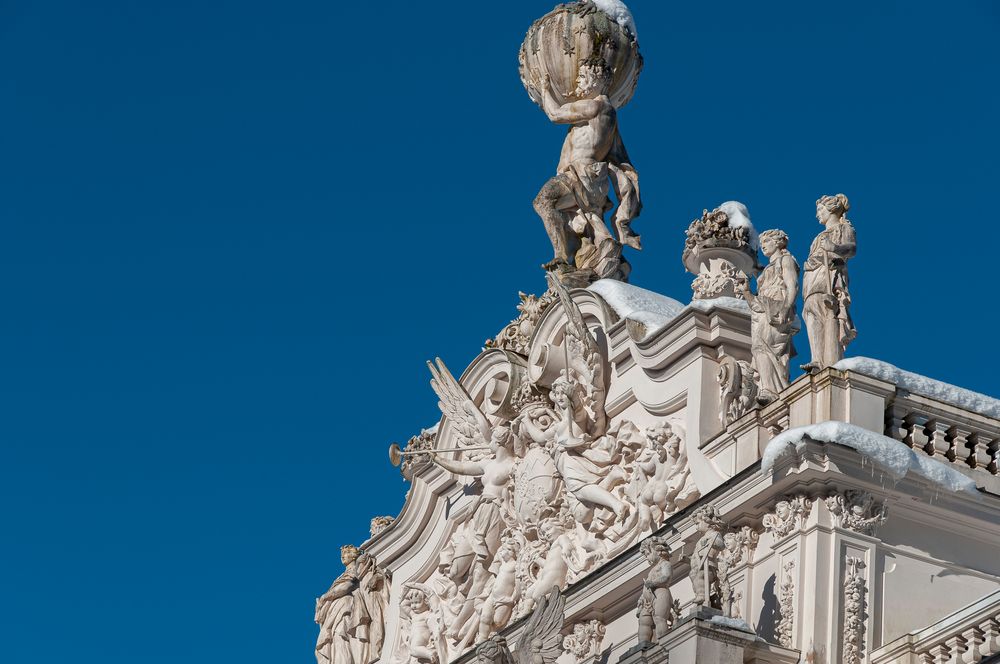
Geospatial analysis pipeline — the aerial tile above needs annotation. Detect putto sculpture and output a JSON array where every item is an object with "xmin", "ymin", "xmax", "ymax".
[
  {"xmin": 688, "ymin": 505, "xmax": 726, "ymax": 609},
  {"xmin": 637, "ymin": 536, "xmax": 676, "ymax": 644},
  {"xmin": 737, "ymin": 229, "xmax": 799, "ymax": 403},
  {"xmin": 802, "ymin": 193, "xmax": 857, "ymax": 370},
  {"xmin": 520, "ymin": 1, "xmax": 643, "ymax": 285}
]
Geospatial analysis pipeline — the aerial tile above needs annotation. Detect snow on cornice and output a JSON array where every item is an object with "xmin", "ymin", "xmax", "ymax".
[
  {"xmin": 762, "ymin": 421, "xmax": 981, "ymax": 498},
  {"xmin": 588, "ymin": 279, "xmax": 749, "ymax": 340},
  {"xmin": 834, "ymin": 357, "xmax": 1000, "ymax": 420}
]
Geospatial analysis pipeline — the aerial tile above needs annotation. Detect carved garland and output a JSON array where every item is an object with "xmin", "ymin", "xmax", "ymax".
[
  {"xmin": 842, "ymin": 557, "xmax": 867, "ymax": 664},
  {"xmin": 777, "ymin": 560, "xmax": 796, "ymax": 649}
]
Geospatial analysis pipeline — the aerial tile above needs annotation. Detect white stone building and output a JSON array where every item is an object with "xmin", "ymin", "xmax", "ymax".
[{"xmin": 314, "ymin": 3, "xmax": 1000, "ymax": 664}]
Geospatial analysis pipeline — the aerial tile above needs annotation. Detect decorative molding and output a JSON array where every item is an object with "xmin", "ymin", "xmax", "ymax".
[
  {"xmin": 777, "ymin": 560, "xmax": 796, "ymax": 649},
  {"xmin": 843, "ymin": 557, "xmax": 867, "ymax": 664},
  {"xmin": 563, "ymin": 620, "xmax": 607, "ymax": 664},
  {"xmin": 825, "ymin": 490, "xmax": 888, "ymax": 536},
  {"xmin": 370, "ymin": 516, "xmax": 395, "ymax": 537},
  {"xmin": 762, "ymin": 495, "xmax": 812, "ymax": 540}
]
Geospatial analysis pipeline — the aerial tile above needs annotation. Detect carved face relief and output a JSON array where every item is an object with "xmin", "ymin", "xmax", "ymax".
[
  {"xmin": 406, "ymin": 589, "xmax": 429, "ymax": 614},
  {"xmin": 574, "ymin": 62, "xmax": 612, "ymax": 98}
]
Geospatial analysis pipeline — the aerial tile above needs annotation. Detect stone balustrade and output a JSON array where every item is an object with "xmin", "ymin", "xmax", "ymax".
[
  {"xmin": 871, "ymin": 589, "xmax": 1000, "ymax": 664},
  {"xmin": 885, "ymin": 394, "xmax": 1000, "ymax": 476}
]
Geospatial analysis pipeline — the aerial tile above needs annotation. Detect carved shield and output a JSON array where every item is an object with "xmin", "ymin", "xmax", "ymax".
[{"xmin": 513, "ymin": 447, "xmax": 563, "ymax": 529}]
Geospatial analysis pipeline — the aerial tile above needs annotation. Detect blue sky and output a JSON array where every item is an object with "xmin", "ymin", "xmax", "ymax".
[{"xmin": 1, "ymin": 1, "xmax": 998, "ymax": 662}]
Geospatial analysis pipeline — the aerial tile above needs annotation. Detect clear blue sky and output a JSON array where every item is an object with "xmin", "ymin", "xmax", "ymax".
[{"xmin": 1, "ymin": 1, "xmax": 997, "ymax": 662}]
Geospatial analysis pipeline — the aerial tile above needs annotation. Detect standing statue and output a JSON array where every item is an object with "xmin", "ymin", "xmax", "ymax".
[
  {"xmin": 521, "ymin": 2, "xmax": 643, "ymax": 285},
  {"xmin": 737, "ymin": 229, "xmax": 799, "ymax": 402},
  {"xmin": 802, "ymin": 194, "xmax": 857, "ymax": 370},
  {"xmin": 637, "ymin": 536, "xmax": 675, "ymax": 644},
  {"xmin": 316, "ymin": 546, "xmax": 391, "ymax": 664},
  {"xmin": 688, "ymin": 506, "xmax": 726, "ymax": 609}
]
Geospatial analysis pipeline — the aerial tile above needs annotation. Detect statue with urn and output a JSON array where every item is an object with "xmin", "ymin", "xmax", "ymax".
[{"xmin": 520, "ymin": 1, "xmax": 644, "ymax": 285}]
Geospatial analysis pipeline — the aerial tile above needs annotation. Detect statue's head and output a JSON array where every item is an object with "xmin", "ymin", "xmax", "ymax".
[
  {"xmin": 775, "ymin": 500, "xmax": 791, "ymax": 519},
  {"xmin": 476, "ymin": 637, "xmax": 510, "ymax": 664},
  {"xmin": 574, "ymin": 55, "xmax": 613, "ymax": 98},
  {"xmin": 551, "ymin": 374, "xmax": 583, "ymax": 411},
  {"xmin": 490, "ymin": 424, "xmax": 513, "ymax": 453},
  {"xmin": 816, "ymin": 193, "xmax": 850, "ymax": 226},
  {"xmin": 340, "ymin": 544, "xmax": 359, "ymax": 566},
  {"xmin": 639, "ymin": 535, "xmax": 670, "ymax": 563},
  {"xmin": 498, "ymin": 538, "xmax": 520, "ymax": 562},
  {"xmin": 759, "ymin": 229, "xmax": 789, "ymax": 257},
  {"xmin": 692, "ymin": 505, "xmax": 724, "ymax": 534},
  {"xmin": 404, "ymin": 586, "xmax": 430, "ymax": 613}
]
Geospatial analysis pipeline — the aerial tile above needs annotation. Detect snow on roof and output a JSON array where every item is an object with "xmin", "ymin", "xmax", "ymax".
[
  {"xmin": 708, "ymin": 615, "xmax": 756, "ymax": 634},
  {"xmin": 717, "ymin": 200, "xmax": 759, "ymax": 251},
  {"xmin": 591, "ymin": 0, "xmax": 637, "ymax": 39},
  {"xmin": 834, "ymin": 357, "xmax": 1000, "ymax": 420},
  {"xmin": 588, "ymin": 280, "xmax": 749, "ymax": 340},
  {"xmin": 588, "ymin": 279, "xmax": 686, "ymax": 331},
  {"xmin": 762, "ymin": 421, "xmax": 981, "ymax": 498}
]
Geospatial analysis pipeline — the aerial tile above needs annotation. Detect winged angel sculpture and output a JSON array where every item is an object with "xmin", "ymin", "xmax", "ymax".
[
  {"xmin": 396, "ymin": 279, "xmax": 699, "ymax": 663},
  {"xmin": 476, "ymin": 589, "xmax": 565, "ymax": 664}
]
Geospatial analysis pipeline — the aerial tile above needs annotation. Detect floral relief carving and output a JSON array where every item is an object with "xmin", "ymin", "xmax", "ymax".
[
  {"xmin": 777, "ymin": 560, "xmax": 796, "ymax": 649},
  {"xmin": 842, "ymin": 557, "xmax": 867, "ymax": 664}
]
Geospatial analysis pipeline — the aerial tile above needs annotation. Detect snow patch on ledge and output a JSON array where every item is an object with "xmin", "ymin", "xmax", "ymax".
[
  {"xmin": 708, "ymin": 615, "xmax": 755, "ymax": 633},
  {"xmin": 762, "ymin": 421, "xmax": 981, "ymax": 498},
  {"xmin": 588, "ymin": 280, "xmax": 749, "ymax": 341},
  {"xmin": 588, "ymin": 280, "xmax": 686, "ymax": 332},
  {"xmin": 834, "ymin": 357, "xmax": 1000, "ymax": 420},
  {"xmin": 591, "ymin": 0, "xmax": 637, "ymax": 39}
]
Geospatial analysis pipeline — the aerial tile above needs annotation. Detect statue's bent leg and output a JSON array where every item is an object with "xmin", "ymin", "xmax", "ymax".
[{"xmin": 534, "ymin": 175, "xmax": 579, "ymax": 268}]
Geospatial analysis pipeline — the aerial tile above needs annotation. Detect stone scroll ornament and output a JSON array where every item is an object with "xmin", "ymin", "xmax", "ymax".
[
  {"xmin": 316, "ymin": 546, "xmax": 391, "ymax": 664},
  {"xmin": 520, "ymin": 1, "xmax": 644, "ymax": 287},
  {"xmin": 802, "ymin": 194, "xmax": 856, "ymax": 371},
  {"xmin": 405, "ymin": 274, "xmax": 699, "ymax": 660}
]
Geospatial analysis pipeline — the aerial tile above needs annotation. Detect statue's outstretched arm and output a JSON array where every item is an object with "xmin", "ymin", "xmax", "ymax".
[{"xmin": 430, "ymin": 454, "xmax": 485, "ymax": 477}]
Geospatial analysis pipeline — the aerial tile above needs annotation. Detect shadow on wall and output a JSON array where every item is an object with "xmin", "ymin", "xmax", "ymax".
[{"xmin": 756, "ymin": 573, "xmax": 778, "ymax": 643}]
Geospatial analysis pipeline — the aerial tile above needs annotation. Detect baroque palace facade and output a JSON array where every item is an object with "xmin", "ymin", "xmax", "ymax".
[{"xmin": 314, "ymin": 3, "xmax": 1000, "ymax": 663}]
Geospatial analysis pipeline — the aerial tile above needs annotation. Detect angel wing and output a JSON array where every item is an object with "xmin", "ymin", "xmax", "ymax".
[
  {"xmin": 427, "ymin": 357, "xmax": 491, "ymax": 448},
  {"xmin": 516, "ymin": 587, "xmax": 565, "ymax": 664},
  {"xmin": 546, "ymin": 274, "xmax": 607, "ymax": 435}
]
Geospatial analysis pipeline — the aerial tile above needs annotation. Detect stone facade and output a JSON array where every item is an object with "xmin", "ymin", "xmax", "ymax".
[{"xmin": 314, "ymin": 3, "xmax": 1000, "ymax": 664}]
